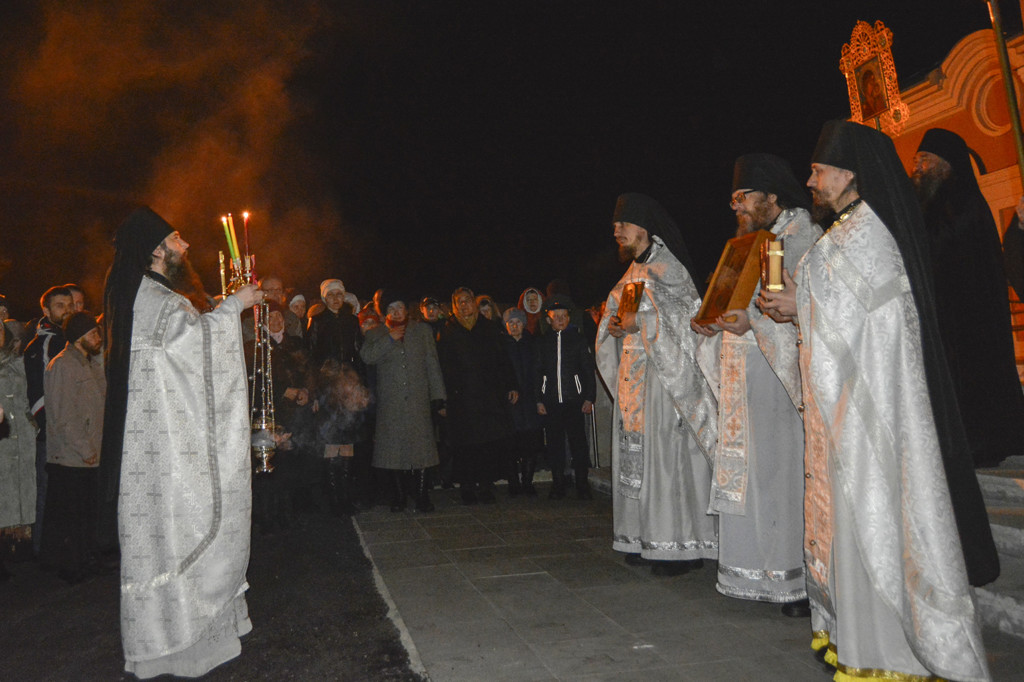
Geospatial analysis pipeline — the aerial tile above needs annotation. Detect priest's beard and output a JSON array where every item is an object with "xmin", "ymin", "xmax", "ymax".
[
  {"xmin": 735, "ymin": 196, "xmax": 777, "ymax": 237},
  {"xmin": 164, "ymin": 251, "xmax": 212, "ymax": 312},
  {"xmin": 912, "ymin": 166, "xmax": 951, "ymax": 209},
  {"xmin": 810, "ymin": 194, "xmax": 836, "ymax": 227},
  {"xmin": 617, "ymin": 241, "xmax": 647, "ymax": 263}
]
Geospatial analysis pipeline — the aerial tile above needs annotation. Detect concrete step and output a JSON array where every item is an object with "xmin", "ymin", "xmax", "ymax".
[
  {"xmin": 977, "ymin": 468, "xmax": 1024, "ymax": 641},
  {"xmin": 975, "ymin": 556, "xmax": 1024, "ymax": 643},
  {"xmin": 978, "ymin": 469, "xmax": 1024, "ymax": 506}
]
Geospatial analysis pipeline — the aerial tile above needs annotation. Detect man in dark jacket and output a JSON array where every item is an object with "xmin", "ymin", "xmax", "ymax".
[
  {"xmin": 912, "ymin": 128, "xmax": 1024, "ymax": 467},
  {"xmin": 437, "ymin": 287, "xmax": 518, "ymax": 504},
  {"xmin": 536, "ymin": 296, "xmax": 596, "ymax": 499},
  {"xmin": 23, "ymin": 285, "xmax": 74, "ymax": 555}
]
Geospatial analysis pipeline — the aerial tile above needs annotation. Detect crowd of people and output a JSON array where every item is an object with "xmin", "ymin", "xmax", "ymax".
[{"xmin": 1, "ymin": 122, "xmax": 1022, "ymax": 680}]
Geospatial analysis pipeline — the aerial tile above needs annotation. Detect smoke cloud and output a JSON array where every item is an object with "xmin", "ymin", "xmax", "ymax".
[{"xmin": 1, "ymin": 1, "xmax": 355, "ymax": 314}]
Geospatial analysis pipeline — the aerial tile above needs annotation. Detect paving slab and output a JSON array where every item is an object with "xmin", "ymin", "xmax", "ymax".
[{"xmin": 359, "ymin": 476, "xmax": 1024, "ymax": 681}]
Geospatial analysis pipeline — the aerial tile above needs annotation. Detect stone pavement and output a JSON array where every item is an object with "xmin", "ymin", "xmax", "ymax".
[{"xmin": 357, "ymin": 474, "xmax": 1024, "ymax": 681}]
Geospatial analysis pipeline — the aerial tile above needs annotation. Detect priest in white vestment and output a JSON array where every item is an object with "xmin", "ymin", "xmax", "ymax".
[
  {"xmin": 101, "ymin": 208, "xmax": 264, "ymax": 679},
  {"xmin": 596, "ymin": 193, "xmax": 718, "ymax": 576},
  {"xmin": 760, "ymin": 121, "xmax": 995, "ymax": 681},
  {"xmin": 694, "ymin": 154, "xmax": 821, "ymax": 614}
]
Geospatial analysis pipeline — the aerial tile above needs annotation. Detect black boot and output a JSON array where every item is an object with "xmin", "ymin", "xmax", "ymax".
[
  {"xmin": 390, "ymin": 471, "xmax": 407, "ymax": 512},
  {"xmin": 574, "ymin": 466, "xmax": 592, "ymax": 500},
  {"xmin": 332, "ymin": 459, "xmax": 360, "ymax": 516},
  {"xmin": 414, "ymin": 469, "xmax": 435, "ymax": 512},
  {"xmin": 323, "ymin": 461, "xmax": 341, "ymax": 516},
  {"xmin": 549, "ymin": 471, "xmax": 566, "ymax": 500},
  {"xmin": 521, "ymin": 456, "xmax": 537, "ymax": 496},
  {"xmin": 507, "ymin": 457, "xmax": 522, "ymax": 497}
]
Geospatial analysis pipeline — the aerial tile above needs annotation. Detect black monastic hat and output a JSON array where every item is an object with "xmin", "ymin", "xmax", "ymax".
[
  {"xmin": 611, "ymin": 193, "xmax": 699, "ymax": 290},
  {"xmin": 732, "ymin": 153, "xmax": 811, "ymax": 210}
]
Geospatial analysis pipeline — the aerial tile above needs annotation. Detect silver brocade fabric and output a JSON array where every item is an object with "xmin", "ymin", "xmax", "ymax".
[
  {"xmin": 749, "ymin": 207, "xmax": 821, "ymax": 408},
  {"xmin": 796, "ymin": 202, "xmax": 990, "ymax": 682},
  {"xmin": 119, "ymin": 277, "xmax": 252, "ymax": 666},
  {"xmin": 596, "ymin": 237, "xmax": 718, "ymax": 497},
  {"xmin": 697, "ymin": 207, "xmax": 821, "ymax": 515}
]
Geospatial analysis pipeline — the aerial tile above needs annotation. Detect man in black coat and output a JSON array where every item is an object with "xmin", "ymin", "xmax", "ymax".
[
  {"xmin": 437, "ymin": 287, "xmax": 518, "ymax": 504},
  {"xmin": 912, "ymin": 128, "xmax": 1024, "ymax": 467},
  {"xmin": 536, "ymin": 296, "xmax": 596, "ymax": 499}
]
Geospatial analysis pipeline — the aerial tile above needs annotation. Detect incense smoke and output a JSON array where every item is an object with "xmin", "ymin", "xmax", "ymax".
[{"xmin": 2, "ymin": 1, "xmax": 360, "ymax": 311}]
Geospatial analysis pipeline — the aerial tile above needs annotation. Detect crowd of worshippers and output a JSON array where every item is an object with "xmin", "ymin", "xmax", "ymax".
[
  {"xmin": 234, "ymin": 277, "xmax": 605, "ymax": 533},
  {"xmin": 2, "ymin": 123, "xmax": 1024, "ymax": 682},
  {"xmin": 0, "ymin": 273, "xmax": 606, "ymax": 581}
]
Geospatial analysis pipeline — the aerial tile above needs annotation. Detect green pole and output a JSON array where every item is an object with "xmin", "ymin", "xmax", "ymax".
[{"xmin": 988, "ymin": 0, "xmax": 1024, "ymax": 182}]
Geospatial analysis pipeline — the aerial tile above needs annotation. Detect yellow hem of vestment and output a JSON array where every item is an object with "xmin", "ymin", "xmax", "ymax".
[{"xmin": 810, "ymin": 632, "xmax": 945, "ymax": 681}]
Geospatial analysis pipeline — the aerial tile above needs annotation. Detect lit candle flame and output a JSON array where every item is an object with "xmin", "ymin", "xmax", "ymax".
[{"xmin": 242, "ymin": 211, "xmax": 251, "ymax": 257}]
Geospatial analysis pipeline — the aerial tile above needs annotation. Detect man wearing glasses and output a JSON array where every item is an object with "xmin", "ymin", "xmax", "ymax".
[{"xmin": 692, "ymin": 154, "xmax": 821, "ymax": 616}]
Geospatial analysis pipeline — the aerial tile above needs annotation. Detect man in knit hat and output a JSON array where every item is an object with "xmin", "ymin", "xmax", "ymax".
[
  {"xmin": 537, "ymin": 296, "xmax": 596, "ymax": 499},
  {"xmin": 693, "ymin": 154, "xmax": 821, "ymax": 615},
  {"xmin": 101, "ymin": 207, "xmax": 262, "ymax": 679},
  {"xmin": 760, "ymin": 120, "xmax": 994, "ymax": 681},
  {"xmin": 596, "ymin": 193, "xmax": 719, "ymax": 576},
  {"xmin": 911, "ymin": 128, "xmax": 1024, "ymax": 468},
  {"xmin": 40, "ymin": 311, "xmax": 105, "ymax": 584}
]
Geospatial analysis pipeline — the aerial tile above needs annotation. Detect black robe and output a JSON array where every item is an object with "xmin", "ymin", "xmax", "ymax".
[
  {"xmin": 437, "ymin": 315, "xmax": 516, "ymax": 447},
  {"xmin": 923, "ymin": 180, "xmax": 1024, "ymax": 468}
]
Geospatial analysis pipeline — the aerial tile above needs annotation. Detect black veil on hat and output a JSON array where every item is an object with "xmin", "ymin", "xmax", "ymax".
[
  {"xmin": 732, "ymin": 153, "xmax": 811, "ymax": 211},
  {"xmin": 612, "ymin": 193, "xmax": 700, "ymax": 291},
  {"xmin": 97, "ymin": 207, "xmax": 174, "ymax": 550},
  {"xmin": 811, "ymin": 119, "xmax": 999, "ymax": 586}
]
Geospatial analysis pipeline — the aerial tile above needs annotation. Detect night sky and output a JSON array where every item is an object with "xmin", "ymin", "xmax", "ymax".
[{"xmin": 0, "ymin": 0, "xmax": 1020, "ymax": 318}]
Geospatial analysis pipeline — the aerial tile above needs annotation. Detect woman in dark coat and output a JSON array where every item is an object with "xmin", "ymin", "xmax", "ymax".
[
  {"xmin": 500, "ymin": 308, "xmax": 543, "ymax": 495},
  {"xmin": 360, "ymin": 292, "xmax": 446, "ymax": 512},
  {"xmin": 437, "ymin": 288, "xmax": 518, "ymax": 504}
]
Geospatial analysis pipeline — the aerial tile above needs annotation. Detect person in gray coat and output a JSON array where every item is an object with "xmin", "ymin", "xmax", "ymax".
[
  {"xmin": 1, "ymin": 319, "xmax": 37, "ymax": 581},
  {"xmin": 360, "ymin": 291, "xmax": 446, "ymax": 512}
]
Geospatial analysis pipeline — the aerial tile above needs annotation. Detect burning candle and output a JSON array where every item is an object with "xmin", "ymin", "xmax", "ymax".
[
  {"xmin": 227, "ymin": 213, "xmax": 240, "ymax": 262},
  {"xmin": 242, "ymin": 211, "xmax": 250, "ymax": 256},
  {"xmin": 220, "ymin": 216, "xmax": 237, "ymax": 261}
]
